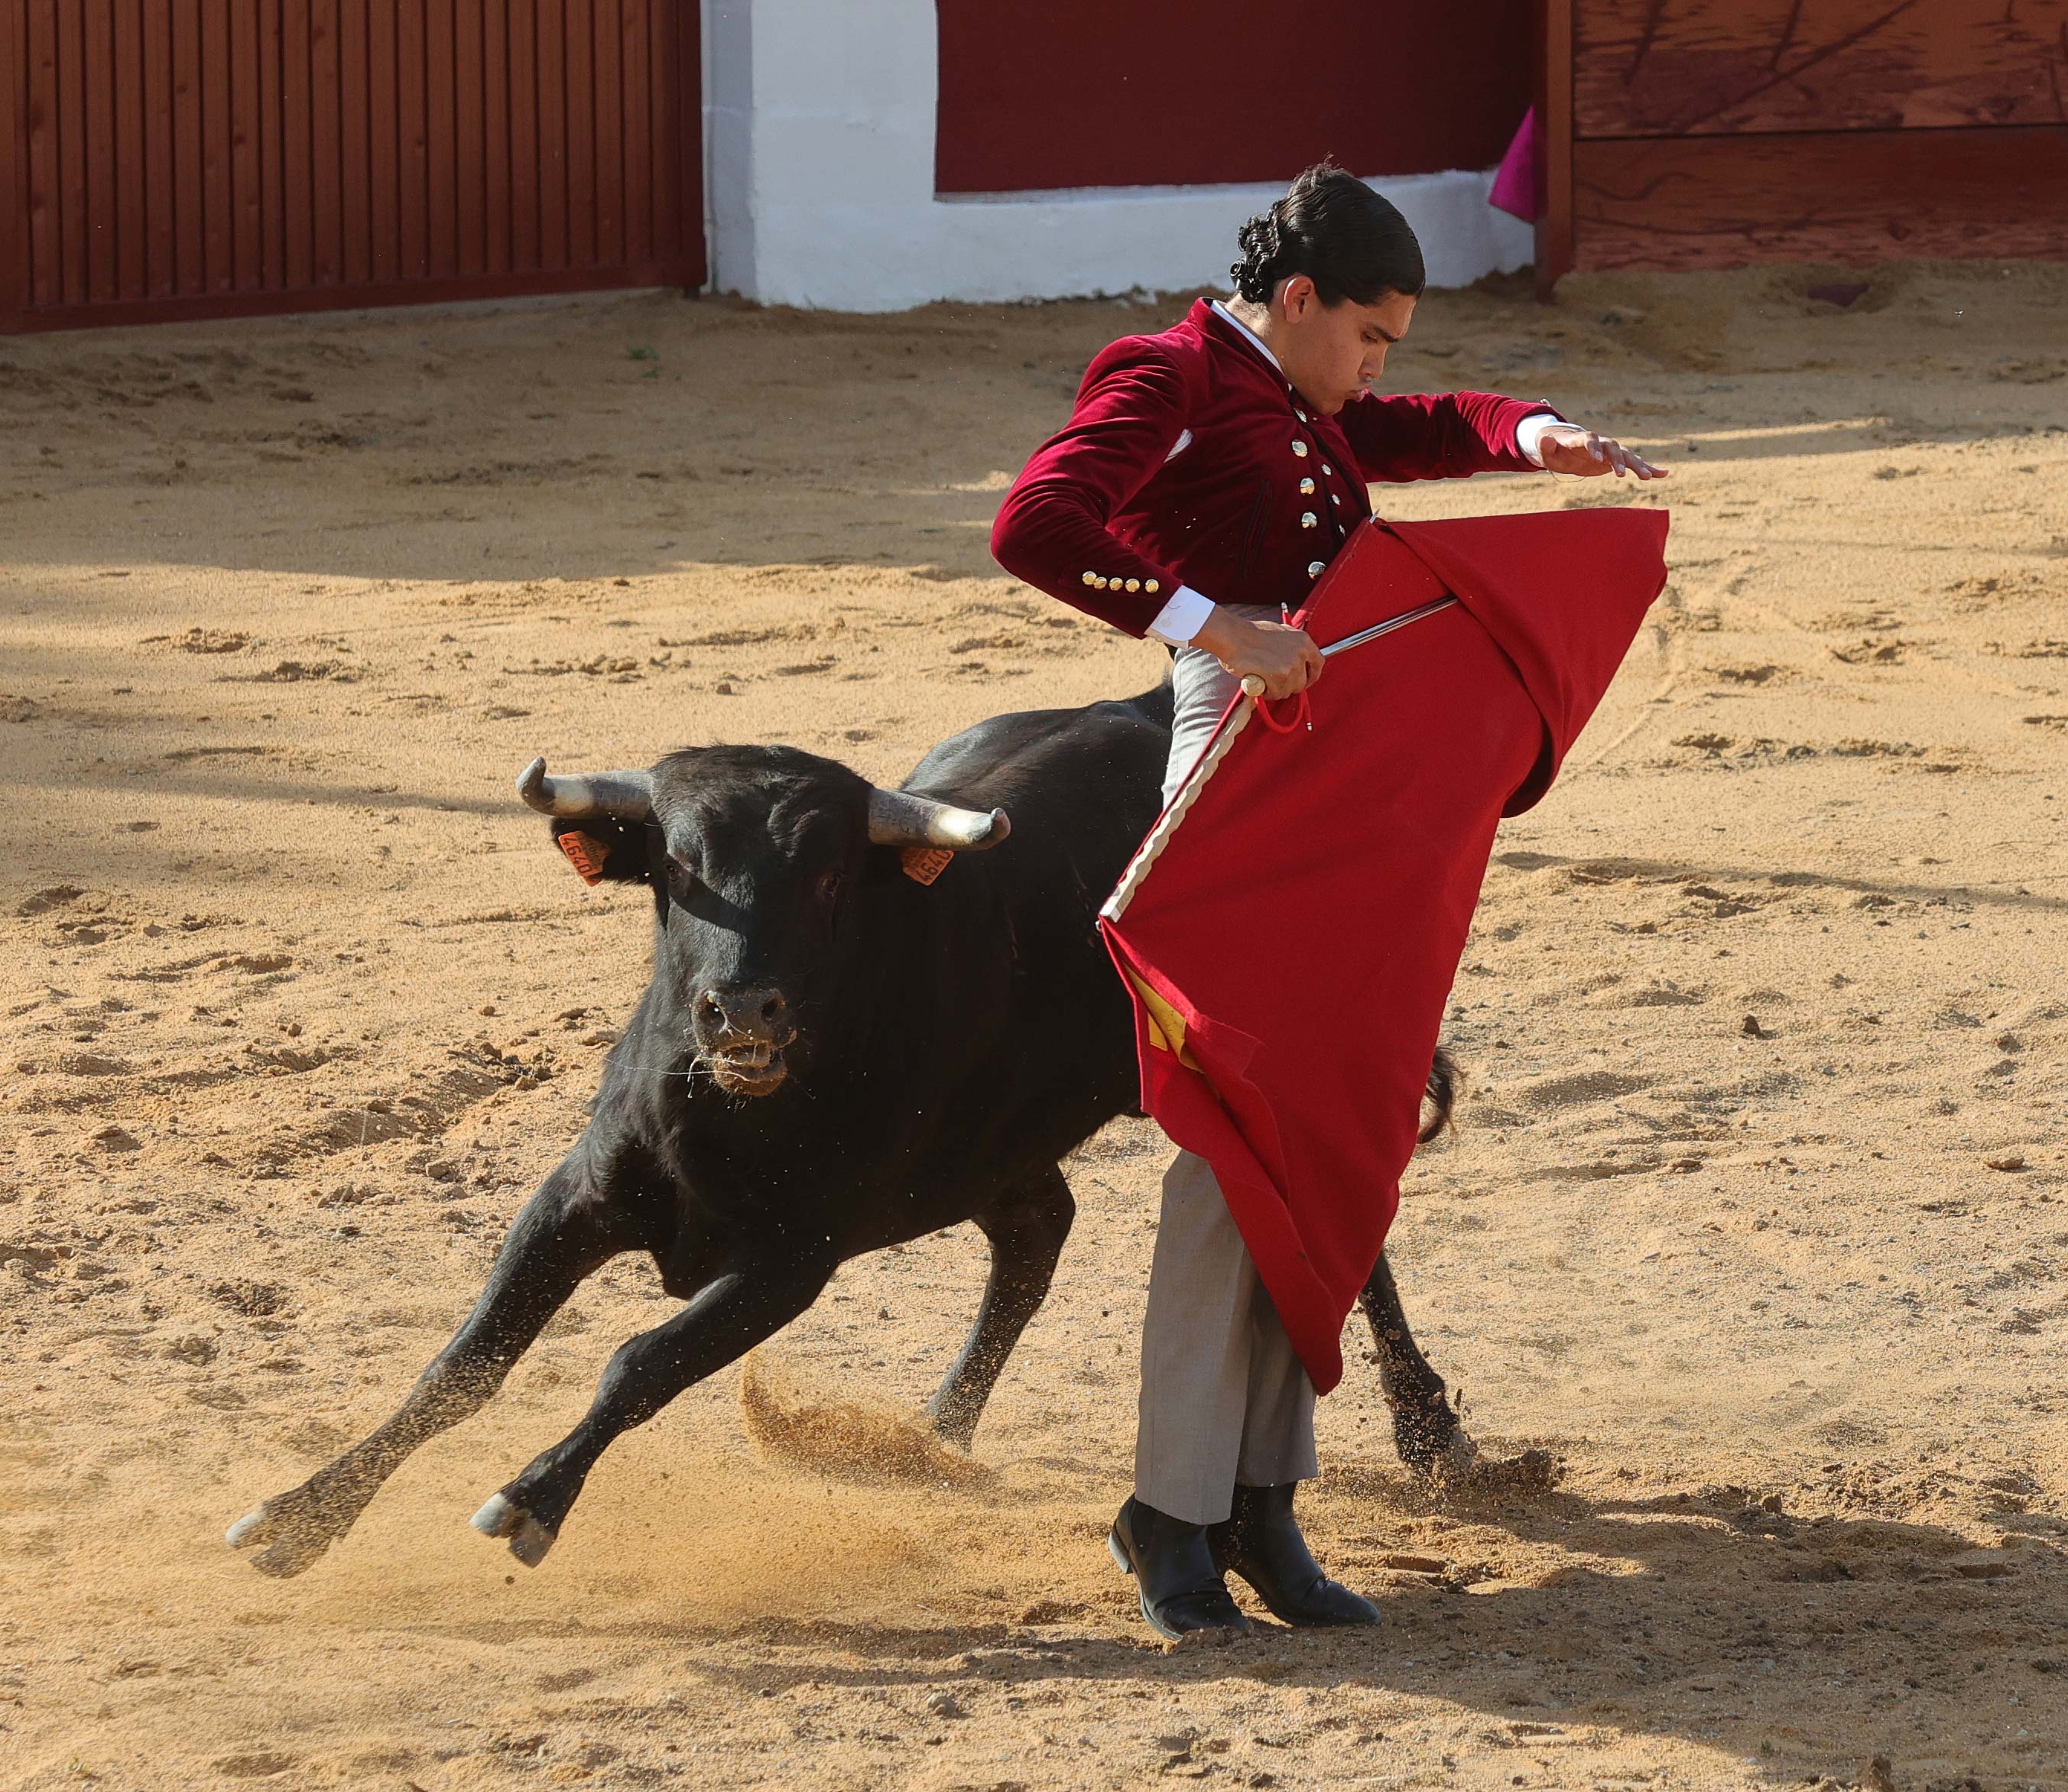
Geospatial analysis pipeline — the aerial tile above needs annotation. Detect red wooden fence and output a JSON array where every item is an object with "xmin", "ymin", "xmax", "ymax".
[
  {"xmin": 1536, "ymin": 0, "xmax": 2068, "ymax": 291},
  {"xmin": 0, "ymin": 1, "xmax": 703, "ymax": 333}
]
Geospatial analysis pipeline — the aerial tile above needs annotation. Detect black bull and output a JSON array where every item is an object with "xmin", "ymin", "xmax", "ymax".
[{"xmin": 227, "ymin": 680, "xmax": 1527, "ymax": 1579}]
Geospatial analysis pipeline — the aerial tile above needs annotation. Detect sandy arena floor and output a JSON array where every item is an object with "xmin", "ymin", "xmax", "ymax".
[{"xmin": 2, "ymin": 260, "xmax": 2064, "ymax": 1792}]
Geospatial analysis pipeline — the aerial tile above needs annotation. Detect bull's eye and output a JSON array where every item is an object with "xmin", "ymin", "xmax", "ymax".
[
  {"xmin": 816, "ymin": 869, "xmax": 844, "ymax": 907},
  {"xmin": 666, "ymin": 855, "xmax": 700, "ymax": 898}
]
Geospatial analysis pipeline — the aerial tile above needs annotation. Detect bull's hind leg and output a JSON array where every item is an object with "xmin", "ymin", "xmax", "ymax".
[
  {"xmin": 1359, "ymin": 1251, "xmax": 1463, "ymax": 1473},
  {"xmin": 925, "ymin": 1164, "xmax": 1075, "ymax": 1449},
  {"xmin": 1358, "ymin": 1251, "xmax": 1556, "ymax": 1496},
  {"xmin": 472, "ymin": 1255, "xmax": 833, "ymax": 1566},
  {"xmin": 226, "ymin": 1162, "xmax": 632, "ymax": 1577}
]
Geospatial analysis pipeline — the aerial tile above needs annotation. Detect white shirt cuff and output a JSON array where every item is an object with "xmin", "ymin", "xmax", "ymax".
[
  {"xmin": 1514, "ymin": 411, "xmax": 1566, "ymax": 468},
  {"xmin": 1144, "ymin": 584, "xmax": 1216, "ymax": 646}
]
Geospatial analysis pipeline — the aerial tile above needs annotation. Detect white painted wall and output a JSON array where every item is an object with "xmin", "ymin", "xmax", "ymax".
[{"xmin": 703, "ymin": 0, "xmax": 1534, "ymax": 312}]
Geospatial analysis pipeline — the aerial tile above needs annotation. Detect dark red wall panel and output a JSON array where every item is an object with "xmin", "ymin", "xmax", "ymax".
[
  {"xmin": 0, "ymin": 0, "xmax": 703, "ymax": 333},
  {"xmin": 936, "ymin": 0, "xmax": 1531, "ymax": 194}
]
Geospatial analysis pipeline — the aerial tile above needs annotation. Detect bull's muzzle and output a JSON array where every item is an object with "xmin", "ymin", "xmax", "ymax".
[{"xmin": 695, "ymin": 985, "xmax": 797, "ymax": 1098}]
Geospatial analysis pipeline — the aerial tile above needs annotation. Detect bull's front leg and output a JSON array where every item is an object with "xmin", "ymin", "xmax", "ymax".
[
  {"xmin": 226, "ymin": 1158, "xmax": 634, "ymax": 1578},
  {"xmin": 471, "ymin": 1251, "xmax": 833, "ymax": 1566},
  {"xmin": 1358, "ymin": 1251, "xmax": 1557, "ymax": 1497}
]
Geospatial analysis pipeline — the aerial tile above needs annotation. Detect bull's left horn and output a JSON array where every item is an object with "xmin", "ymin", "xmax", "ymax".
[
  {"xmin": 515, "ymin": 757, "xmax": 656, "ymax": 823},
  {"xmin": 867, "ymin": 787, "xmax": 1011, "ymax": 852}
]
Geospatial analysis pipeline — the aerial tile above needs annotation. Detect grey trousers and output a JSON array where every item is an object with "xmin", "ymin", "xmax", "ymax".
[{"xmin": 1134, "ymin": 625, "xmax": 1319, "ymax": 1527}]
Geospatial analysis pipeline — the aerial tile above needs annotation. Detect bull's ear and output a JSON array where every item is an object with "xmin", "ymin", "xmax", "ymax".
[{"xmin": 549, "ymin": 817, "xmax": 651, "ymax": 886}]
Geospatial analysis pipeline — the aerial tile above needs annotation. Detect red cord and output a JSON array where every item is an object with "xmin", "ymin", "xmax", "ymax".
[{"xmin": 1252, "ymin": 688, "xmax": 1312, "ymax": 735}]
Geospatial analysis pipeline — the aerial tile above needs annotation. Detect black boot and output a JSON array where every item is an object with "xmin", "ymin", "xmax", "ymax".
[
  {"xmin": 1108, "ymin": 1496, "xmax": 1251, "ymax": 1640},
  {"xmin": 1210, "ymin": 1482, "xmax": 1381, "ymax": 1628}
]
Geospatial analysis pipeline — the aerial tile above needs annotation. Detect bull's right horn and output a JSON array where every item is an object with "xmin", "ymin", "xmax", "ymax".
[
  {"xmin": 867, "ymin": 787, "xmax": 1011, "ymax": 851},
  {"xmin": 515, "ymin": 757, "xmax": 656, "ymax": 823}
]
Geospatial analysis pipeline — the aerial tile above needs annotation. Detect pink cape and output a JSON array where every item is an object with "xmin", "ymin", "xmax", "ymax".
[{"xmin": 1100, "ymin": 508, "xmax": 1670, "ymax": 1392}]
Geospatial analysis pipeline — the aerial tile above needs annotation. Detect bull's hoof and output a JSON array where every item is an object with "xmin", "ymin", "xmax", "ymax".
[
  {"xmin": 1414, "ymin": 1433, "xmax": 1560, "ymax": 1501},
  {"xmin": 224, "ymin": 1492, "xmax": 341, "ymax": 1578},
  {"xmin": 470, "ymin": 1492, "xmax": 557, "ymax": 1567}
]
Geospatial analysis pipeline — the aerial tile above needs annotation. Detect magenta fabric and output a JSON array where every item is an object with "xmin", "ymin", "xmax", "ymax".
[{"xmin": 1489, "ymin": 106, "xmax": 1542, "ymax": 223}]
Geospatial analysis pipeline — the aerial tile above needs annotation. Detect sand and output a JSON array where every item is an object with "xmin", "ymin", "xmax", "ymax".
[{"xmin": 2, "ymin": 258, "xmax": 2063, "ymax": 1792}]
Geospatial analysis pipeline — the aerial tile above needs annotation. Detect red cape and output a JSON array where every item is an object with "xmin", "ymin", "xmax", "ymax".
[{"xmin": 1100, "ymin": 508, "xmax": 1670, "ymax": 1393}]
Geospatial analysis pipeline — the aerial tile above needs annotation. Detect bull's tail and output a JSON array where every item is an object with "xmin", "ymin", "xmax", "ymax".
[{"xmin": 1418, "ymin": 1047, "xmax": 1459, "ymax": 1144}]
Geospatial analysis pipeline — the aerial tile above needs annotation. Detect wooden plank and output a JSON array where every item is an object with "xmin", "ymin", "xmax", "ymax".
[
  {"xmin": 54, "ymin": 0, "xmax": 82, "ymax": 302},
  {"xmin": 1572, "ymin": 124, "xmax": 2068, "ymax": 272},
  {"xmin": 508, "ymin": 0, "xmax": 538, "ymax": 268},
  {"xmin": 454, "ymin": 0, "xmax": 484, "ymax": 274},
  {"xmin": 648, "ymin": 0, "xmax": 674, "ymax": 263},
  {"xmin": 0, "ymin": 0, "xmax": 29, "ymax": 320},
  {"xmin": 1535, "ymin": 0, "xmax": 1573, "ymax": 298},
  {"xmin": 563, "ymin": 0, "xmax": 593, "ymax": 265},
  {"xmin": 482, "ymin": 0, "xmax": 510, "ymax": 271},
  {"xmin": 26, "ymin": 0, "xmax": 57, "ymax": 307},
  {"xmin": 590, "ymin": 0, "xmax": 620, "ymax": 266},
  {"xmin": 199, "ymin": 0, "xmax": 231, "ymax": 291},
  {"xmin": 1573, "ymin": 0, "xmax": 2068, "ymax": 140},
  {"xmin": 535, "ymin": 0, "xmax": 567, "ymax": 268},
  {"xmin": 112, "ymin": 0, "xmax": 147, "ymax": 299},
  {"xmin": 619, "ymin": 0, "xmax": 649, "ymax": 265},
  {"xmin": 396, "ymin": 0, "xmax": 427, "ymax": 278},
  {"xmin": 142, "ymin": 0, "xmax": 174, "ymax": 296},
  {"xmin": 366, "ymin": 0, "xmax": 396, "ymax": 281},
  {"xmin": 228, "ymin": 0, "xmax": 261, "ymax": 291},
  {"xmin": 257, "ymin": 0, "xmax": 282, "ymax": 288},
  {"xmin": 337, "ymin": 0, "xmax": 369, "ymax": 284},
  {"xmin": 279, "ymin": 0, "xmax": 309, "ymax": 286},
  {"xmin": 168, "ymin": 0, "xmax": 201, "ymax": 294},
  {"xmin": 424, "ymin": 0, "xmax": 455, "ymax": 277},
  {"xmin": 310, "ymin": 0, "xmax": 339, "ymax": 282},
  {"xmin": 83, "ymin": 0, "xmax": 115, "ymax": 301}
]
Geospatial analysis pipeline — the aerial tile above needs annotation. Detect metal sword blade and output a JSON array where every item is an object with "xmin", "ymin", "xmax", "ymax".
[{"xmin": 1317, "ymin": 594, "xmax": 1459, "ymax": 657}]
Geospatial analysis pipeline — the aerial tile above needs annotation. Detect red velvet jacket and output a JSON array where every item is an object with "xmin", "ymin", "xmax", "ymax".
[{"xmin": 992, "ymin": 298, "xmax": 1558, "ymax": 636}]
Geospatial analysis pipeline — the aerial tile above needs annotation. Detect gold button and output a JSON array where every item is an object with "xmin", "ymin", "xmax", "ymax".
[
  {"xmin": 1081, "ymin": 570, "xmax": 1098, "ymax": 586},
  {"xmin": 1307, "ymin": 560, "xmax": 1325, "ymax": 577},
  {"xmin": 1093, "ymin": 576, "xmax": 1109, "ymax": 589},
  {"xmin": 1300, "ymin": 476, "xmax": 1315, "ymax": 495},
  {"xmin": 1145, "ymin": 579, "xmax": 1160, "ymax": 594},
  {"xmin": 1300, "ymin": 511, "xmax": 1317, "ymax": 529},
  {"xmin": 1290, "ymin": 440, "xmax": 1309, "ymax": 458},
  {"xmin": 1124, "ymin": 578, "xmax": 1141, "ymax": 592}
]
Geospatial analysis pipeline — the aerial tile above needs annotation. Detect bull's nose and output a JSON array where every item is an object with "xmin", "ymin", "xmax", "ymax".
[{"xmin": 696, "ymin": 985, "xmax": 789, "ymax": 1037}]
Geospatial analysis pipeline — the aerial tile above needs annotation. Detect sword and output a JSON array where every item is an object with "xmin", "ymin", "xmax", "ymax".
[{"xmin": 1239, "ymin": 593, "xmax": 1457, "ymax": 699}]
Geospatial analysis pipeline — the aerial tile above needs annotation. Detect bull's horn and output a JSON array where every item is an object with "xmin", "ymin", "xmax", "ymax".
[
  {"xmin": 515, "ymin": 757, "xmax": 656, "ymax": 823},
  {"xmin": 867, "ymin": 787, "xmax": 1011, "ymax": 852}
]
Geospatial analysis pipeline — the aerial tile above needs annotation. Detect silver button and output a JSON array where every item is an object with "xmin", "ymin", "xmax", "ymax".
[
  {"xmin": 1330, "ymin": 493, "xmax": 1342, "ymax": 505},
  {"xmin": 1290, "ymin": 440, "xmax": 1309, "ymax": 458},
  {"xmin": 1307, "ymin": 560, "xmax": 1325, "ymax": 577},
  {"xmin": 1321, "ymin": 463, "xmax": 1334, "ymax": 476},
  {"xmin": 1300, "ymin": 511, "xmax": 1317, "ymax": 529},
  {"xmin": 1299, "ymin": 476, "xmax": 1316, "ymax": 495},
  {"xmin": 1295, "ymin": 409, "xmax": 1308, "ymax": 422}
]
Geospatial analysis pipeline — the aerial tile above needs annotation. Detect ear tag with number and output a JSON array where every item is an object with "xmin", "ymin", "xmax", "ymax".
[
  {"xmin": 557, "ymin": 829, "xmax": 612, "ymax": 886},
  {"xmin": 901, "ymin": 846, "xmax": 954, "ymax": 886}
]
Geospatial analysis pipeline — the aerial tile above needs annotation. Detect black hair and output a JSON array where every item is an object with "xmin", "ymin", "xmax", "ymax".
[{"xmin": 1231, "ymin": 161, "xmax": 1427, "ymax": 307}]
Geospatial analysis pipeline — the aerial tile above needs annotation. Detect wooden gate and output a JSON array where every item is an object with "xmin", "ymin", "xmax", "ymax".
[
  {"xmin": 0, "ymin": 2, "xmax": 703, "ymax": 334},
  {"xmin": 1534, "ymin": 0, "xmax": 2068, "ymax": 291}
]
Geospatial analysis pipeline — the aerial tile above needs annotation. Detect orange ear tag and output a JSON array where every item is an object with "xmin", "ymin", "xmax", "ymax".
[
  {"xmin": 557, "ymin": 830, "xmax": 612, "ymax": 886},
  {"xmin": 901, "ymin": 846, "xmax": 954, "ymax": 886}
]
